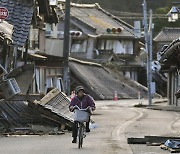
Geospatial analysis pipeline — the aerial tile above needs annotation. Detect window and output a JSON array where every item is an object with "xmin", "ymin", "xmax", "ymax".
[
  {"xmin": 45, "ymin": 77, "xmax": 63, "ymax": 93},
  {"xmin": 98, "ymin": 40, "xmax": 105, "ymax": 50},
  {"xmin": 97, "ymin": 39, "xmax": 133, "ymax": 54},
  {"xmin": 71, "ymin": 40, "xmax": 87, "ymax": 52},
  {"xmin": 121, "ymin": 40, "xmax": 133, "ymax": 54},
  {"xmin": 33, "ymin": 67, "xmax": 63, "ymax": 94}
]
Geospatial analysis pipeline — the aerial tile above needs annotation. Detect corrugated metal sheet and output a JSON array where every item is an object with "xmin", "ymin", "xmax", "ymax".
[
  {"xmin": 69, "ymin": 59, "xmax": 149, "ymax": 100},
  {"xmin": 0, "ymin": 0, "xmax": 34, "ymax": 47},
  {"xmin": 32, "ymin": 89, "xmax": 73, "ymax": 128},
  {"xmin": 154, "ymin": 27, "xmax": 180, "ymax": 42}
]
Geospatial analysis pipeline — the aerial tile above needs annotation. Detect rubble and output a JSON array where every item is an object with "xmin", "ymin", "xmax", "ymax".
[
  {"xmin": 0, "ymin": 88, "xmax": 74, "ymax": 136},
  {"xmin": 128, "ymin": 136, "xmax": 180, "ymax": 153},
  {"xmin": 29, "ymin": 88, "xmax": 74, "ymax": 130}
]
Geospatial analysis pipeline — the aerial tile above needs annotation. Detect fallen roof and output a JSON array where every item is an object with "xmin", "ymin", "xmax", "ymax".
[
  {"xmin": 69, "ymin": 58, "xmax": 149, "ymax": 100},
  {"xmin": 0, "ymin": 0, "xmax": 34, "ymax": 47},
  {"xmin": 154, "ymin": 27, "xmax": 180, "ymax": 42},
  {"xmin": 0, "ymin": 100, "xmax": 42, "ymax": 128},
  {"xmin": 0, "ymin": 89, "xmax": 74, "ymax": 132}
]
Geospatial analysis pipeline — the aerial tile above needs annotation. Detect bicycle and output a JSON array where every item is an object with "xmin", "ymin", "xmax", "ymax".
[{"xmin": 73, "ymin": 106, "xmax": 91, "ymax": 149}]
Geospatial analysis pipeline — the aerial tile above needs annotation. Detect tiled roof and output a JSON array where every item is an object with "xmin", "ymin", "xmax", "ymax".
[
  {"xmin": 59, "ymin": 3, "xmax": 136, "ymax": 38},
  {"xmin": 0, "ymin": 0, "xmax": 34, "ymax": 47},
  {"xmin": 159, "ymin": 38, "xmax": 180, "ymax": 66},
  {"xmin": 154, "ymin": 27, "xmax": 180, "ymax": 42}
]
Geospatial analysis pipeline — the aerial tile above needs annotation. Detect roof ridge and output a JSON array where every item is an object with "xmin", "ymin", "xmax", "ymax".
[
  {"xmin": 163, "ymin": 27, "xmax": 180, "ymax": 30},
  {"xmin": 71, "ymin": 3, "xmax": 96, "ymax": 8},
  {"xmin": 69, "ymin": 57, "xmax": 102, "ymax": 67},
  {"xmin": 94, "ymin": 3, "xmax": 134, "ymax": 30},
  {"xmin": 58, "ymin": 0, "xmax": 96, "ymax": 8}
]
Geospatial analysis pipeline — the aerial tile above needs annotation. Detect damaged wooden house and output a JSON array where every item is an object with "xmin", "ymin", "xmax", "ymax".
[
  {"xmin": 159, "ymin": 38, "xmax": 180, "ymax": 106},
  {"xmin": 46, "ymin": 1, "xmax": 154, "ymax": 99},
  {"xmin": 0, "ymin": 0, "xmax": 73, "ymax": 135},
  {"xmin": 153, "ymin": 27, "xmax": 180, "ymax": 97}
]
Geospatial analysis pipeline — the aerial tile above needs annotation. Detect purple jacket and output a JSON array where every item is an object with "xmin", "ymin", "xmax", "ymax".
[{"xmin": 69, "ymin": 94, "xmax": 96, "ymax": 111}]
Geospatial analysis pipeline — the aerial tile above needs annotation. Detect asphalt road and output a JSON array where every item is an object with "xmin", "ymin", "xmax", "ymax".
[{"xmin": 0, "ymin": 99, "xmax": 179, "ymax": 154}]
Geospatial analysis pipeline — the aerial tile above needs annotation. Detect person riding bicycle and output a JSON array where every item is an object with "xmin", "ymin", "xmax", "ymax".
[{"xmin": 69, "ymin": 86, "xmax": 96, "ymax": 143}]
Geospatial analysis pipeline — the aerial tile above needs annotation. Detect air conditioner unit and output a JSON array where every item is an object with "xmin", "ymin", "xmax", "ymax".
[{"xmin": 0, "ymin": 78, "xmax": 21, "ymax": 100}]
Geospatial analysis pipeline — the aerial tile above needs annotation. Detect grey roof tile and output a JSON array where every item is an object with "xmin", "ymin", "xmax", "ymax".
[{"xmin": 0, "ymin": 0, "xmax": 34, "ymax": 47}]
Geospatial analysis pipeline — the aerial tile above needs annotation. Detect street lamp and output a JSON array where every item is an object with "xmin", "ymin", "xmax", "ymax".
[{"xmin": 166, "ymin": 6, "xmax": 179, "ymax": 22}]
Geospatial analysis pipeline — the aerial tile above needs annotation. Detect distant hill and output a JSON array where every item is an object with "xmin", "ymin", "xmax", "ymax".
[{"xmin": 72, "ymin": 0, "xmax": 172, "ymax": 13}]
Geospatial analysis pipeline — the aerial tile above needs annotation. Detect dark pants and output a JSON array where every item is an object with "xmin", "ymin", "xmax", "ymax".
[{"xmin": 72, "ymin": 118, "xmax": 90, "ymax": 139}]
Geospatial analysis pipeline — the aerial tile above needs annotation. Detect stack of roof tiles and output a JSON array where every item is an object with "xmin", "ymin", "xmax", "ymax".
[{"xmin": 0, "ymin": 0, "xmax": 34, "ymax": 47}]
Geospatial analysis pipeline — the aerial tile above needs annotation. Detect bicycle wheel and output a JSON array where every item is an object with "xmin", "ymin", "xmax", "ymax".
[{"xmin": 78, "ymin": 123, "xmax": 84, "ymax": 149}]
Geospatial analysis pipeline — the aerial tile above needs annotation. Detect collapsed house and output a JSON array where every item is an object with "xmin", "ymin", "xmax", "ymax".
[
  {"xmin": 0, "ymin": 0, "xmax": 73, "ymax": 135},
  {"xmin": 69, "ymin": 58, "xmax": 161, "ymax": 100},
  {"xmin": 0, "ymin": 88, "xmax": 73, "ymax": 135},
  {"xmin": 159, "ymin": 38, "xmax": 180, "ymax": 106},
  {"xmin": 56, "ymin": 2, "xmax": 145, "ymax": 83}
]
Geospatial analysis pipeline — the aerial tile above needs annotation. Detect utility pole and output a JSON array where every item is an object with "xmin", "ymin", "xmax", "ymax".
[
  {"xmin": 148, "ymin": 9, "xmax": 153, "ymax": 106},
  {"xmin": 63, "ymin": 0, "xmax": 71, "ymax": 95},
  {"xmin": 143, "ymin": 0, "xmax": 152, "ymax": 106}
]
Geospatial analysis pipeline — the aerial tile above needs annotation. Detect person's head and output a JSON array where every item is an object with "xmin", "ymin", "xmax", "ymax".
[{"xmin": 75, "ymin": 86, "xmax": 85, "ymax": 97}]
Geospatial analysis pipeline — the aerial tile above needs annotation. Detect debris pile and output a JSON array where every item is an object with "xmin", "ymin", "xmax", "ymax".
[
  {"xmin": 0, "ymin": 89, "xmax": 73, "ymax": 136},
  {"xmin": 128, "ymin": 136, "xmax": 180, "ymax": 153}
]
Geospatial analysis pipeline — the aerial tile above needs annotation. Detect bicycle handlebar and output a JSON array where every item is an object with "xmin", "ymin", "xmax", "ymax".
[{"xmin": 73, "ymin": 105, "xmax": 93, "ymax": 114}]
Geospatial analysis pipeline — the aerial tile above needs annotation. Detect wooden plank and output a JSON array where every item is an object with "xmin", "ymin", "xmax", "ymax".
[
  {"xmin": 128, "ymin": 136, "xmax": 180, "ymax": 145},
  {"xmin": 11, "ymin": 94, "xmax": 44, "ymax": 102},
  {"xmin": 127, "ymin": 137, "xmax": 147, "ymax": 144},
  {"xmin": 146, "ymin": 142, "xmax": 161, "ymax": 146}
]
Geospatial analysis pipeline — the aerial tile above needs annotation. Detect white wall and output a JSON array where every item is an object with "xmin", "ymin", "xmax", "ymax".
[{"xmin": 97, "ymin": 39, "xmax": 134, "ymax": 54}]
